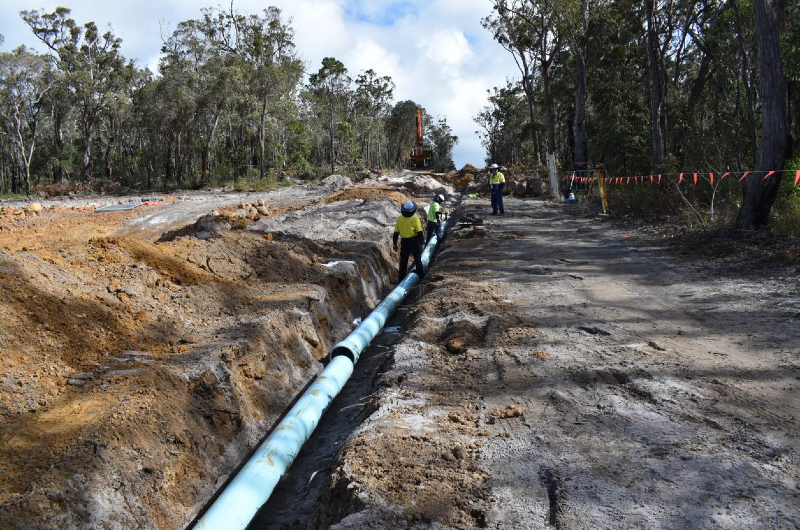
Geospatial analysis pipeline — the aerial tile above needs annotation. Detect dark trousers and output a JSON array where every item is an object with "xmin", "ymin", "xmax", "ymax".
[
  {"xmin": 491, "ymin": 184, "xmax": 505, "ymax": 213},
  {"xmin": 399, "ymin": 237, "xmax": 424, "ymax": 280},
  {"xmin": 426, "ymin": 220, "xmax": 441, "ymax": 244}
]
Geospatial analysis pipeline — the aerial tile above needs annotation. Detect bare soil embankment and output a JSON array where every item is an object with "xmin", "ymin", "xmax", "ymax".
[
  {"xmin": 0, "ymin": 171, "xmax": 454, "ymax": 530},
  {"xmin": 311, "ymin": 195, "xmax": 800, "ymax": 529}
]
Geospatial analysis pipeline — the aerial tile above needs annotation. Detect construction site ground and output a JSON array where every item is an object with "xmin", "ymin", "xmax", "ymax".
[{"xmin": 1, "ymin": 172, "xmax": 799, "ymax": 529}]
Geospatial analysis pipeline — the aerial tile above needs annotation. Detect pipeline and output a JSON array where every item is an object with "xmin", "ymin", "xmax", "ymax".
[{"xmin": 191, "ymin": 219, "xmax": 449, "ymax": 530}]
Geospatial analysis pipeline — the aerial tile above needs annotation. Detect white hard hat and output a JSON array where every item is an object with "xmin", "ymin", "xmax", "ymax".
[
  {"xmin": 435, "ymin": 194, "xmax": 444, "ymax": 202},
  {"xmin": 489, "ymin": 164, "xmax": 499, "ymax": 170}
]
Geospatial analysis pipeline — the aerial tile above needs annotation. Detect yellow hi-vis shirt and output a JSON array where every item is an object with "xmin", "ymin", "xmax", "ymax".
[
  {"xmin": 394, "ymin": 214, "xmax": 423, "ymax": 238},
  {"xmin": 427, "ymin": 201, "xmax": 441, "ymax": 222},
  {"xmin": 490, "ymin": 171, "xmax": 505, "ymax": 185}
]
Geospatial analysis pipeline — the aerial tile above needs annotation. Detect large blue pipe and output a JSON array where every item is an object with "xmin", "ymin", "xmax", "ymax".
[
  {"xmin": 190, "ymin": 219, "xmax": 449, "ymax": 530},
  {"xmin": 329, "ymin": 220, "xmax": 448, "ymax": 363}
]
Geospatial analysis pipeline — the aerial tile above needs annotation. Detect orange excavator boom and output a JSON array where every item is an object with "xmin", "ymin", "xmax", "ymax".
[
  {"xmin": 409, "ymin": 108, "xmax": 433, "ymax": 169},
  {"xmin": 416, "ymin": 109, "xmax": 423, "ymax": 146}
]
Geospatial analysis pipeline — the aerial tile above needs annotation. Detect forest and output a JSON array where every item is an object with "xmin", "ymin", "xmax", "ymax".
[
  {"xmin": 0, "ymin": 6, "xmax": 459, "ymax": 197},
  {"xmin": 476, "ymin": 0, "xmax": 798, "ymax": 230},
  {"xmin": 1, "ymin": 1, "xmax": 798, "ymax": 230}
]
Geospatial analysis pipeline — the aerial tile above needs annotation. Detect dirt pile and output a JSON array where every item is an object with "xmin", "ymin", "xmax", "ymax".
[
  {"xmin": 0, "ymin": 203, "xmax": 93, "ymax": 227},
  {"xmin": 504, "ymin": 172, "xmax": 546, "ymax": 196},
  {"xmin": 433, "ymin": 164, "xmax": 482, "ymax": 190},
  {"xmin": 321, "ymin": 174, "xmax": 354, "ymax": 191},
  {"xmin": 464, "ymin": 169, "xmax": 546, "ymax": 197},
  {"xmin": 365, "ymin": 170, "xmax": 455, "ymax": 199},
  {"xmin": 0, "ymin": 179, "xmax": 423, "ymax": 529}
]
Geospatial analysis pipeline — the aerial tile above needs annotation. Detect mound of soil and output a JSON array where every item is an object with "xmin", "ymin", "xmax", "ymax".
[{"xmin": 0, "ymin": 185, "xmax": 407, "ymax": 529}]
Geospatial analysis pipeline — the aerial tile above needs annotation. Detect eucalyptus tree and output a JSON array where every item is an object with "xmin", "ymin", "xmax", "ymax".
[
  {"xmin": 641, "ymin": 0, "xmax": 707, "ymax": 169},
  {"xmin": 0, "ymin": 46, "xmax": 55, "ymax": 194},
  {"xmin": 557, "ymin": 0, "xmax": 593, "ymax": 171},
  {"xmin": 354, "ymin": 69, "xmax": 394, "ymax": 168},
  {"xmin": 385, "ymin": 100, "xmax": 421, "ymax": 167},
  {"xmin": 735, "ymin": 0, "xmax": 791, "ymax": 229},
  {"xmin": 199, "ymin": 6, "xmax": 303, "ymax": 178},
  {"xmin": 732, "ymin": 0, "xmax": 759, "ymax": 168},
  {"xmin": 486, "ymin": 0, "xmax": 564, "ymax": 156},
  {"xmin": 308, "ymin": 57, "xmax": 352, "ymax": 174},
  {"xmin": 475, "ymin": 81, "xmax": 531, "ymax": 165},
  {"xmin": 21, "ymin": 7, "xmax": 135, "ymax": 180},
  {"xmin": 583, "ymin": 0, "xmax": 649, "ymax": 174},
  {"xmin": 428, "ymin": 117, "xmax": 459, "ymax": 172},
  {"xmin": 482, "ymin": 3, "xmax": 543, "ymax": 162},
  {"xmin": 159, "ymin": 17, "xmax": 233, "ymax": 186}
]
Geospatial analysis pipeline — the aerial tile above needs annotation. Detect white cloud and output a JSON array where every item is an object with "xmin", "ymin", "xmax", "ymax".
[
  {"xmin": 418, "ymin": 29, "xmax": 474, "ymax": 76},
  {"xmin": 0, "ymin": 0, "xmax": 518, "ymax": 168},
  {"xmin": 343, "ymin": 39, "xmax": 401, "ymax": 81}
]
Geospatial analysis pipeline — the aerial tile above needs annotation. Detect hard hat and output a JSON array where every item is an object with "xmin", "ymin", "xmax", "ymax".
[
  {"xmin": 434, "ymin": 194, "xmax": 444, "ymax": 202},
  {"xmin": 489, "ymin": 164, "xmax": 499, "ymax": 170},
  {"xmin": 401, "ymin": 200, "xmax": 416, "ymax": 214}
]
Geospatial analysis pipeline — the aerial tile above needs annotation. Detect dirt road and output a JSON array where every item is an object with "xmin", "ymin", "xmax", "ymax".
[{"xmin": 308, "ymin": 196, "xmax": 800, "ymax": 529}]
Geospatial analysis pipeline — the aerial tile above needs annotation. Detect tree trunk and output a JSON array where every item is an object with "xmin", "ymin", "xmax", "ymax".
[
  {"xmin": 541, "ymin": 63, "xmax": 557, "ymax": 154},
  {"xmin": 259, "ymin": 93, "xmax": 268, "ymax": 179},
  {"xmin": 735, "ymin": 0, "xmax": 789, "ymax": 230},
  {"xmin": 572, "ymin": 0, "xmax": 590, "ymax": 171},
  {"xmin": 733, "ymin": 0, "xmax": 759, "ymax": 165},
  {"xmin": 515, "ymin": 41, "xmax": 543, "ymax": 164},
  {"xmin": 645, "ymin": 0, "xmax": 665, "ymax": 168},
  {"xmin": 53, "ymin": 107, "xmax": 64, "ymax": 183},
  {"xmin": 329, "ymin": 110, "xmax": 336, "ymax": 174},
  {"xmin": 104, "ymin": 121, "xmax": 114, "ymax": 180},
  {"xmin": 82, "ymin": 110, "xmax": 94, "ymax": 180}
]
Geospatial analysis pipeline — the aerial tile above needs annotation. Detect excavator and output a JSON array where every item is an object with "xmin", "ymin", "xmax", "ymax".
[{"xmin": 408, "ymin": 109, "xmax": 434, "ymax": 169}]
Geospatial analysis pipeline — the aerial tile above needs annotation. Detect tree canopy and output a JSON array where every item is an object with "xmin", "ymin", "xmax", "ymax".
[
  {"xmin": 478, "ymin": 0, "xmax": 798, "ymax": 229},
  {"xmin": 0, "ymin": 6, "xmax": 458, "ymax": 195}
]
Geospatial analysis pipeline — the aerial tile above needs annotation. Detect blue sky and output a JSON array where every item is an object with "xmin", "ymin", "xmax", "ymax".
[{"xmin": 1, "ymin": 0, "xmax": 518, "ymax": 169}]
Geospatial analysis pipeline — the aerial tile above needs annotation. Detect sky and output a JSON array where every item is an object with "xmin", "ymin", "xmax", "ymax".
[{"xmin": 0, "ymin": 0, "xmax": 519, "ymax": 169}]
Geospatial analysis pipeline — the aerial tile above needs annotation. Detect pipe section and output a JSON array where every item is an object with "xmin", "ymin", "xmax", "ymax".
[
  {"xmin": 190, "ymin": 219, "xmax": 448, "ymax": 530},
  {"xmin": 330, "ymin": 219, "xmax": 448, "ymax": 363},
  {"xmin": 192, "ymin": 355, "xmax": 354, "ymax": 530}
]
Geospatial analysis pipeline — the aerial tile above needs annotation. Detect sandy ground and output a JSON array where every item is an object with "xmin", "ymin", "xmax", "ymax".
[
  {"xmin": 307, "ymin": 196, "xmax": 800, "ymax": 529},
  {"xmin": 1, "ymin": 170, "xmax": 798, "ymax": 530},
  {"xmin": 0, "ymin": 171, "xmax": 452, "ymax": 530}
]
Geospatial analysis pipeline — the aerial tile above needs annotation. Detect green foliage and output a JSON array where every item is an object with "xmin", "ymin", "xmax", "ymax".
[
  {"xmin": 480, "ymin": 0, "xmax": 796, "ymax": 230},
  {"xmin": 0, "ymin": 6, "xmax": 463, "ymax": 195},
  {"xmin": 783, "ymin": 0, "xmax": 800, "ymax": 82},
  {"xmin": 770, "ymin": 158, "xmax": 800, "ymax": 236},
  {"xmin": 429, "ymin": 117, "xmax": 458, "ymax": 172},
  {"xmin": 232, "ymin": 169, "xmax": 279, "ymax": 192}
]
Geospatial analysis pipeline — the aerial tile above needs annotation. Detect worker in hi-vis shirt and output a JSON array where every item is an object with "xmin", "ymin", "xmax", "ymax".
[
  {"xmin": 392, "ymin": 200, "xmax": 425, "ymax": 281},
  {"xmin": 488, "ymin": 163, "xmax": 505, "ymax": 215},
  {"xmin": 426, "ymin": 194, "xmax": 445, "ymax": 244}
]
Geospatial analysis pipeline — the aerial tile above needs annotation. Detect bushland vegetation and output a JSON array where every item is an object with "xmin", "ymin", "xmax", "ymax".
[
  {"xmin": 0, "ymin": 6, "xmax": 459, "ymax": 198},
  {"xmin": 478, "ymin": 0, "xmax": 799, "ymax": 231}
]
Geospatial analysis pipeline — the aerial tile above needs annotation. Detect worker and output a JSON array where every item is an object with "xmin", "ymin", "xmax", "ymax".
[
  {"xmin": 426, "ymin": 194, "xmax": 446, "ymax": 244},
  {"xmin": 392, "ymin": 200, "xmax": 425, "ymax": 281},
  {"xmin": 488, "ymin": 163, "xmax": 505, "ymax": 215}
]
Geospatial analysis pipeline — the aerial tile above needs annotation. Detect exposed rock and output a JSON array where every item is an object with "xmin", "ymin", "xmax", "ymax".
[{"xmin": 321, "ymin": 174, "xmax": 354, "ymax": 191}]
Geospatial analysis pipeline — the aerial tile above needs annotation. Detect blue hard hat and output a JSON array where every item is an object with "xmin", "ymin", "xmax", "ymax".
[{"xmin": 401, "ymin": 200, "xmax": 416, "ymax": 214}]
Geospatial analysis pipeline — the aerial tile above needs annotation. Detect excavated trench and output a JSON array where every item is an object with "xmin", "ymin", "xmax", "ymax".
[
  {"xmin": 245, "ymin": 303, "xmax": 411, "ymax": 530},
  {"xmin": 0, "ymin": 174, "xmax": 458, "ymax": 530}
]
